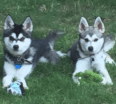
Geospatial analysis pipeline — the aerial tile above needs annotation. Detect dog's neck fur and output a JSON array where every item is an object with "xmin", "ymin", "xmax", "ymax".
[
  {"xmin": 4, "ymin": 47, "xmax": 30, "ymax": 64},
  {"xmin": 77, "ymin": 43, "xmax": 105, "ymax": 67}
]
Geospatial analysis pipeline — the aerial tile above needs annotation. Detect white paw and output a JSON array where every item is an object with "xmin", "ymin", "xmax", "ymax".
[
  {"xmin": 56, "ymin": 51, "xmax": 67, "ymax": 58},
  {"xmin": 72, "ymin": 75, "xmax": 80, "ymax": 85},
  {"xmin": 105, "ymin": 57, "xmax": 115, "ymax": 64},
  {"xmin": 3, "ymin": 81, "xmax": 12, "ymax": 88},
  {"xmin": 106, "ymin": 79, "xmax": 113, "ymax": 85},
  {"xmin": 107, "ymin": 82, "xmax": 113, "ymax": 85},
  {"xmin": 100, "ymin": 77, "xmax": 107, "ymax": 85},
  {"xmin": 24, "ymin": 86, "xmax": 29, "ymax": 90},
  {"xmin": 100, "ymin": 77, "xmax": 113, "ymax": 85},
  {"xmin": 104, "ymin": 53, "xmax": 116, "ymax": 65}
]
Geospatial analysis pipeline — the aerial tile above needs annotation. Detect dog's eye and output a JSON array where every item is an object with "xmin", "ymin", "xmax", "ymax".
[
  {"xmin": 94, "ymin": 38, "xmax": 98, "ymax": 42},
  {"xmin": 85, "ymin": 38, "xmax": 89, "ymax": 42},
  {"xmin": 20, "ymin": 37, "xmax": 25, "ymax": 42},
  {"xmin": 9, "ymin": 36, "xmax": 15, "ymax": 41}
]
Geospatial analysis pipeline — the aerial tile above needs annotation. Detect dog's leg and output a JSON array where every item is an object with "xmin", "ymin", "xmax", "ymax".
[
  {"xmin": 39, "ymin": 56, "xmax": 48, "ymax": 63},
  {"xmin": 100, "ymin": 68, "xmax": 113, "ymax": 85},
  {"xmin": 72, "ymin": 58, "xmax": 90, "ymax": 84},
  {"xmin": 2, "ymin": 75, "xmax": 14, "ymax": 88},
  {"xmin": 2, "ymin": 62, "xmax": 15, "ymax": 88},
  {"xmin": 95, "ymin": 60, "xmax": 113, "ymax": 85},
  {"xmin": 16, "ymin": 64, "xmax": 33, "ymax": 89},
  {"xmin": 56, "ymin": 51, "xmax": 67, "ymax": 58},
  {"xmin": 103, "ymin": 52, "xmax": 116, "ymax": 65},
  {"xmin": 43, "ymin": 50, "xmax": 66, "ymax": 64},
  {"xmin": 17, "ymin": 77, "xmax": 29, "ymax": 89}
]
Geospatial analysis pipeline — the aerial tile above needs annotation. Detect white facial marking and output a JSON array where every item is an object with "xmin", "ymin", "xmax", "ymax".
[
  {"xmin": 85, "ymin": 34, "xmax": 92, "ymax": 41},
  {"xmin": 11, "ymin": 33, "xmax": 16, "ymax": 39},
  {"xmin": 18, "ymin": 33, "xmax": 23, "ymax": 39}
]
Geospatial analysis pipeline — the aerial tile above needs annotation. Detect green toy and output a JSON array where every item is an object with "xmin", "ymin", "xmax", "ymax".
[{"xmin": 75, "ymin": 70, "xmax": 103, "ymax": 85}]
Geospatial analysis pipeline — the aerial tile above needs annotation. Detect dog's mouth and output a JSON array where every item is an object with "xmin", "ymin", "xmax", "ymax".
[
  {"xmin": 84, "ymin": 51, "xmax": 95, "ymax": 55},
  {"xmin": 11, "ymin": 49, "xmax": 23, "ymax": 56},
  {"xmin": 13, "ymin": 49, "xmax": 19, "ymax": 51}
]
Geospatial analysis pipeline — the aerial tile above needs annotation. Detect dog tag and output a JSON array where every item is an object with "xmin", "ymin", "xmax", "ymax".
[
  {"xmin": 15, "ymin": 60, "xmax": 23, "ymax": 69},
  {"xmin": 90, "ymin": 58, "xmax": 95, "ymax": 64},
  {"xmin": 92, "ymin": 58, "xmax": 94, "ymax": 61},
  {"xmin": 15, "ymin": 64, "xmax": 22, "ymax": 69}
]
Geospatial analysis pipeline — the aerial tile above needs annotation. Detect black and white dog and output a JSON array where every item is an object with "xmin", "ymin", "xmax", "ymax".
[
  {"xmin": 68, "ymin": 17, "xmax": 115, "ymax": 85},
  {"xmin": 3, "ymin": 15, "xmax": 66, "ymax": 89}
]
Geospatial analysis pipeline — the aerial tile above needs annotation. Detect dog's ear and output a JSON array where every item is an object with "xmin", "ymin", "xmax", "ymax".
[
  {"xmin": 94, "ymin": 17, "xmax": 105, "ymax": 33},
  {"xmin": 23, "ymin": 17, "xmax": 33, "ymax": 33},
  {"xmin": 79, "ymin": 17, "xmax": 89, "ymax": 33},
  {"xmin": 4, "ymin": 15, "xmax": 14, "ymax": 30}
]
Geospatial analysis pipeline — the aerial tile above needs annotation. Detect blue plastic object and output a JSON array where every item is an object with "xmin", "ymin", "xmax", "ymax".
[
  {"xmin": 7, "ymin": 81, "xmax": 22, "ymax": 96},
  {"xmin": 15, "ymin": 64, "xmax": 22, "ymax": 69}
]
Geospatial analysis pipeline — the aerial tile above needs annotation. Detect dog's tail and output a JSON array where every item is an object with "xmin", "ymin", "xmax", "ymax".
[
  {"xmin": 104, "ymin": 34, "xmax": 115, "ymax": 52},
  {"xmin": 45, "ymin": 30, "xmax": 65, "ymax": 49}
]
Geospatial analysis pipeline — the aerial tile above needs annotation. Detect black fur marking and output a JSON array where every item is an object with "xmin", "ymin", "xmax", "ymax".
[
  {"xmin": 3, "ymin": 23, "xmax": 31, "ymax": 38},
  {"xmin": 13, "ymin": 24, "xmax": 23, "ymax": 37}
]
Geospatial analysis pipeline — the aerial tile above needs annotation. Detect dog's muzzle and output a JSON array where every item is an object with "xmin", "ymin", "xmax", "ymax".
[{"xmin": 13, "ymin": 45, "xmax": 19, "ymax": 51}]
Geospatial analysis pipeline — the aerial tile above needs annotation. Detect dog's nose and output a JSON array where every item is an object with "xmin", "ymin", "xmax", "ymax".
[
  {"xmin": 13, "ymin": 45, "xmax": 19, "ymax": 51},
  {"xmin": 88, "ymin": 46, "xmax": 93, "ymax": 52}
]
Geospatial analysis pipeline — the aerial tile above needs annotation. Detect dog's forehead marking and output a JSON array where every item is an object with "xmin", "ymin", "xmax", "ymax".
[
  {"xmin": 18, "ymin": 33, "xmax": 23, "ymax": 39},
  {"xmin": 92, "ymin": 34, "xmax": 98, "ymax": 39},
  {"xmin": 85, "ymin": 34, "xmax": 92, "ymax": 41},
  {"xmin": 11, "ymin": 33, "xmax": 24, "ymax": 39},
  {"xmin": 11, "ymin": 33, "xmax": 16, "ymax": 38},
  {"xmin": 81, "ymin": 26, "xmax": 103, "ymax": 38},
  {"xmin": 85, "ymin": 34, "xmax": 98, "ymax": 41}
]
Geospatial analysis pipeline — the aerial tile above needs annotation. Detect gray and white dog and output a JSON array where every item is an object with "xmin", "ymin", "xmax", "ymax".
[
  {"xmin": 3, "ymin": 15, "xmax": 66, "ymax": 89},
  {"xmin": 68, "ymin": 17, "xmax": 115, "ymax": 85}
]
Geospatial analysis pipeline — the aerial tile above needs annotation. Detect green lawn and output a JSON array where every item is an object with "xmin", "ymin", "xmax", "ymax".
[{"xmin": 0, "ymin": 0, "xmax": 116, "ymax": 104}]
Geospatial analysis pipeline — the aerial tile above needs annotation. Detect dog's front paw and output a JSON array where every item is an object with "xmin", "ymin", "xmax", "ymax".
[
  {"xmin": 100, "ymin": 77, "xmax": 113, "ymax": 85},
  {"xmin": 24, "ymin": 86, "xmax": 29, "ymax": 90},
  {"xmin": 107, "ymin": 82, "xmax": 113, "ymax": 85},
  {"xmin": 106, "ymin": 79, "xmax": 113, "ymax": 85},
  {"xmin": 105, "ymin": 57, "xmax": 115, "ymax": 65},
  {"xmin": 2, "ymin": 76, "xmax": 13, "ymax": 88},
  {"xmin": 56, "ymin": 51, "xmax": 67, "ymax": 58},
  {"xmin": 72, "ymin": 75, "xmax": 80, "ymax": 85},
  {"xmin": 104, "ymin": 53, "xmax": 116, "ymax": 65},
  {"xmin": 100, "ymin": 77, "xmax": 107, "ymax": 85},
  {"xmin": 2, "ymin": 81, "xmax": 12, "ymax": 88}
]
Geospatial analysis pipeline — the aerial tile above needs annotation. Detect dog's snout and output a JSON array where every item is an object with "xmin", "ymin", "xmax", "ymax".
[
  {"xmin": 88, "ymin": 46, "xmax": 93, "ymax": 52},
  {"xmin": 13, "ymin": 45, "xmax": 19, "ymax": 51}
]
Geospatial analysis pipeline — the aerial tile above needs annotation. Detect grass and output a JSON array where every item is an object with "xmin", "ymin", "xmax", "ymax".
[{"xmin": 0, "ymin": 0, "xmax": 116, "ymax": 103}]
